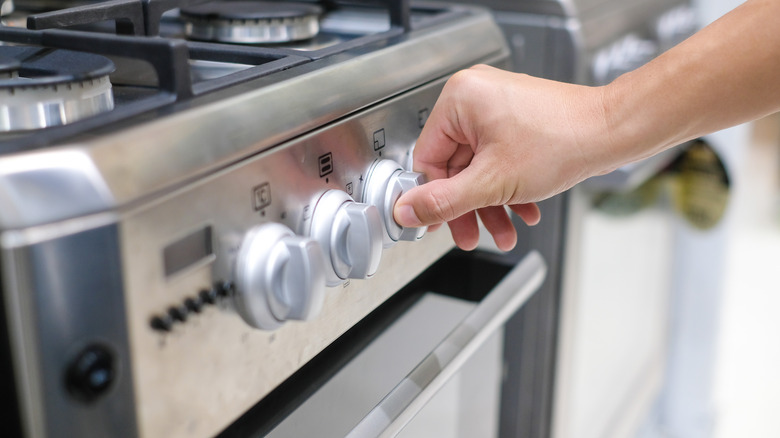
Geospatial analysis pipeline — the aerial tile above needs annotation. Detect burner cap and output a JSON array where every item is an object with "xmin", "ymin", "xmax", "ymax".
[
  {"xmin": 0, "ymin": 47, "xmax": 115, "ymax": 132},
  {"xmin": 180, "ymin": 1, "xmax": 322, "ymax": 44}
]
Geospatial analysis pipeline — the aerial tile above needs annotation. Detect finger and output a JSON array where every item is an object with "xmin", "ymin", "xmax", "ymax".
[
  {"xmin": 393, "ymin": 163, "xmax": 493, "ymax": 227},
  {"xmin": 477, "ymin": 206, "xmax": 517, "ymax": 251},
  {"xmin": 412, "ymin": 78, "xmax": 476, "ymax": 179},
  {"xmin": 469, "ymin": 64, "xmax": 495, "ymax": 72},
  {"xmin": 508, "ymin": 203, "xmax": 542, "ymax": 226},
  {"xmin": 447, "ymin": 212, "xmax": 480, "ymax": 251},
  {"xmin": 412, "ymin": 103, "xmax": 465, "ymax": 181}
]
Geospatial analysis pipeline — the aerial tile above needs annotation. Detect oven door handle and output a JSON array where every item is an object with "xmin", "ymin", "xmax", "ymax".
[{"xmin": 345, "ymin": 250, "xmax": 547, "ymax": 438}]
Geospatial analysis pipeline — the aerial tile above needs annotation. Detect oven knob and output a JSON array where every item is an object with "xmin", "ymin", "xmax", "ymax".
[
  {"xmin": 363, "ymin": 159, "xmax": 427, "ymax": 248},
  {"xmin": 233, "ymin": 223, "xmax": 326, "ymax": 330},
  {"xmin": 309, "ymin": 190, "xmax": 383, "ymax": 286}
]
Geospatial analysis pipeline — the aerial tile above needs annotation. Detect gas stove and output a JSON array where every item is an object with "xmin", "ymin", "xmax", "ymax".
[{"xmin": 0, "ymin": 1, "xmax": 510, "ymax": 437}]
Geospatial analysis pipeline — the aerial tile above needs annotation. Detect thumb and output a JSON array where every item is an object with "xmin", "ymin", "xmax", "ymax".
[{"xmin": 394, "ymin": 169, "xmax": 490, "ymax": 227}]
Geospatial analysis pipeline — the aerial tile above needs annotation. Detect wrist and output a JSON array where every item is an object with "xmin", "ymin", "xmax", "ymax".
[{"xmin": 598, "ymin": 68, "xmax": 679, "ymax": 172}]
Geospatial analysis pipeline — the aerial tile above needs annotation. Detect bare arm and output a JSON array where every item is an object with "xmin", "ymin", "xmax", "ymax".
[
  {"xmin": 393, "ymin": 0, "xmax": 780, "ymax": 251},
  {"xmin": 604, "ymin": 0, "xmax": 780, "ymax": 169}
]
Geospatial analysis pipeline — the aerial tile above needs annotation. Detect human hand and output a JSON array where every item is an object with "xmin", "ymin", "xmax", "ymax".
[{"xmin": 393, "ymin": 65, "xmax": 615, "ymax": 251}]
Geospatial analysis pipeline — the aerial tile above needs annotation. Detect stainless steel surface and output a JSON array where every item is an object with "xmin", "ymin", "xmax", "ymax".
[
  {"xmin": 0, "ymin": 10, "xmax": 507, "ymax": 230},
  {"xmin": 307, "ymin": 189, "xmax": 383, "ymax": 286},
  {"xmin": 576, "ymin": 0, "xmax": 685, "ymax": 54},
  {"xmin": 0, "ymin": 75, "xmax": 114, "ymax": 132},
  {"xmin": 2, "ymin": 222, "xmax": 137, "ymax": 438},
  {"xmin": 346, "ymin": 250, "xmax": 547, "ymax": 438},
  {"xmin": 184, "ymin": 14, "xmax": 320, "ymax": 44}
]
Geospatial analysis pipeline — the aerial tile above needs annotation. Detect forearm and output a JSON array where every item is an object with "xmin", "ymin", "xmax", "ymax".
[{"xmin": 600, "ymin": 0, "xmax": 780, "ymax": 170}]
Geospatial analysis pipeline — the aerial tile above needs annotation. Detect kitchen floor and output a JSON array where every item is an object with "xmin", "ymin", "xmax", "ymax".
[{"xmin": 712, "ymin": 114, "xmax": 780, "ymax": 438}]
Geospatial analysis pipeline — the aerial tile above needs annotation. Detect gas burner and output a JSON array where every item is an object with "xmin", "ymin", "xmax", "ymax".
[
  {"xmin": 180, "ymin": 1, "xmax": 322, "ymax": 44},
  {"xmin": 0, "ymin": 47, "xmax": 114, "ymax": 132}
]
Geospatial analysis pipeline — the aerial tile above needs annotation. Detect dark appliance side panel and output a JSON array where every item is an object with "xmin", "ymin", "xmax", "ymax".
[
  {"xmin": 1, "ymin": 224, "xmax": 138, "ymax": 437},
  {"xmin": 488, "ymin": 13, "xmax": 574, "ymax": 438},
  {"xmin": 500, "ymin": 194, "xmax": 568, "ymax": 438},
  {"xmin": 493, "ymin": 12, "xmax": 580, "ymax": 83}
]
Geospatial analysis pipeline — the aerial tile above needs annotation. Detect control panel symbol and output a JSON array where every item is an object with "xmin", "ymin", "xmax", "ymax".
[
  {"xmin": 373, "ymin": 129, "xmax": 386, "ymax": 151},
  {"xmin": 319, "ymin": 152, "xmax": 333, "ymax": 177},
  {"xmin": 253, "ymin": 182, "xmax": 272, "ymax": 211}
]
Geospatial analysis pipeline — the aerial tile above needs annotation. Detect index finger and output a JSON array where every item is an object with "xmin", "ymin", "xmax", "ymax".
[{"xmin": 413, "ymin": 86, "xmax": 472, "ymax": 181}]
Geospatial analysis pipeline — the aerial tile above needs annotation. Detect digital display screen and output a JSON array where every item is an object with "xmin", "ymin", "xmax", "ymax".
[{"xmin": 163, "ymin": 226, "xmax": 213, "ymax": 277}]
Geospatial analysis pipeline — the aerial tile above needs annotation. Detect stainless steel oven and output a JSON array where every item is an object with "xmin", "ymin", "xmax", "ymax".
[{"xmin": 0, "ymin": 1, "xmax": 556, "ymax": 437}]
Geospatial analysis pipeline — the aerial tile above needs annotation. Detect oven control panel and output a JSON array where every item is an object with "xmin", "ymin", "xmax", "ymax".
[
  {"xmin": 118, "ymin": 75, "xmax": 458, "ymax": 438},
  {"xmin": 222, "ymin": 157, "xmax": 428, "ymax": 330}
]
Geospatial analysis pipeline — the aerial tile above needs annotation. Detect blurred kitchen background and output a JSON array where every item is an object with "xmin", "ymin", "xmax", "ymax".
[
  {"xmin": 641, "ymin": 1, "xmax": 780, "ymax": 438},
  {"xmin": 475, "ymin": 0, "xmax": 780, "ymax": 437}
]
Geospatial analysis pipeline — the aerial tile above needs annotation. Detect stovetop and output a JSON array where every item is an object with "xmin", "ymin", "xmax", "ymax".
[
  {"xmin": 0, "ymin": 1, "xmax": 507, "ymax": 231},
  {"xmin": 0, "ymin": 0, "xmax": 467, "ymax": 150}
]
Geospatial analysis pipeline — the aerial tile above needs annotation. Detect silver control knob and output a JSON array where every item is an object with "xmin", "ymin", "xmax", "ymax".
[
  {"xmin": 363, "ymin": 159, "xmax": 427, "ymax": 248},
  {"xmin": 233, "ymin": 223, "xmax": 326, "ymax": 330},
  {"xmin": 308, "ymin": 190, "xmax": 383, "ymax": 286}
]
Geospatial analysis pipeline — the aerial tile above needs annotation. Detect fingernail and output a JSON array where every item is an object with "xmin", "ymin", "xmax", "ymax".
[{"xmin": 395, "ymin": 204, "xmax": 422, "ymax": 227}]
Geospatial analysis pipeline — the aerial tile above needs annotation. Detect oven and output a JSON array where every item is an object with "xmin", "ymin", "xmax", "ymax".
[{"xmin": 0, "ymin": 1, "xmax": 556, "ymax": 437}]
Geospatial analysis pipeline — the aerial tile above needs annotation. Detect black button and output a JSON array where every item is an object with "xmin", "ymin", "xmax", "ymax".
[
  {"xmin": 199, "ymin": 288, "xmax": 218, "ymax": 304},
  {"xmin": 150, "ymin": 315, "xmax": 173, "ymax": 331},
  {"xmin": 65, "ymin": 345, "xmax": 115, "ymax": 403},
  {"xmin": 185, "ymin": 297, "xmax": 203, "ymax": 313},
  {"xmin": 216, "ymin": 281, "xmax": 234, "ymax": 297},
  {"xmin": 168, "ymin": 305, "xmax": 188, "ymax": 322}
]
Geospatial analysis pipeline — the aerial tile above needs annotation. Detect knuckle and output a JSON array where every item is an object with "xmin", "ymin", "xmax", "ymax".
[{"xmin": 446, "ymin": 68, "xmax": 481, "ymax": 91}]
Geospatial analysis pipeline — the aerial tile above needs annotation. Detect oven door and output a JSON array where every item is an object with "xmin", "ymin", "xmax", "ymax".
[{"xmin": 255, "ymin": 249, "xmax": 546, "ymax": 438}]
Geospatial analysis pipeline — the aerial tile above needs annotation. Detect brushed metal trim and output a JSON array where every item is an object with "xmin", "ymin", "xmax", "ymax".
[{"xmin": 0, "ymin": 150, "xmax": 115, "ymax": 230}]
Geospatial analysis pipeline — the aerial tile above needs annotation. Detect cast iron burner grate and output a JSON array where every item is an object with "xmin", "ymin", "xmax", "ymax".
[{"xmin": 0, "ymin": 0, "xmax": 463, "ymax": 152}]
